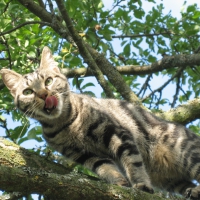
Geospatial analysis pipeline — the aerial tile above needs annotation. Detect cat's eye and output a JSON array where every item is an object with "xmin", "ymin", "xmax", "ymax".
[
  {"xmin": 23, "ymin": 89, "xmax": 33, "ymax": 96},
  {"xmin": 45, "ymin": 77, "xmax": 53, "ymax": 86}
]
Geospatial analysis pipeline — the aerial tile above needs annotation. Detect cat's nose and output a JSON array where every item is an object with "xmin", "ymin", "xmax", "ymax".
[
  {"xmin": 39, "ymin": 93, "xmax": 48, "ymax": 100},
  {"xmin": 38, "ymin": 91, "xmax": 48, "ymax": 100}
]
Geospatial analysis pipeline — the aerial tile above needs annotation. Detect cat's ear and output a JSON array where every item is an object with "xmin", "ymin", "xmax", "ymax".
[
  {"xmin": 39, "ymin": 46, "xmax": 60, "ymax": 73},
  {"xmin": 0, "ymin": 69, "xmax": 22, "ymax": 96}
]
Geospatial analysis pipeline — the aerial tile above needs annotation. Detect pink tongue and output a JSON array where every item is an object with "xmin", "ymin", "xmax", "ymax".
[{"xmin": 45, "ymin": 96, "xmax": 58, "ymax": 109}]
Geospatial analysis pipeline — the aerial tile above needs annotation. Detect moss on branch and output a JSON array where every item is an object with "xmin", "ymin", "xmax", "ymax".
[
  {"xmin": 154, "ymin": 98, "xmax": 200, "ymax": 125},
  {"xmin": 0, "ymin": 137, "xmax": 172, "ymax": 200}
]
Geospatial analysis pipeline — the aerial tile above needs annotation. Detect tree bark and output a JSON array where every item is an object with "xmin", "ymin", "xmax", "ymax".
[
  {"xmin": 154, "ymin": 97, "xmax": 200, "ymax": 125},
  {"xmin": 0, "ymin": 137, "xmax": 173, "ymax": 200},
  {"xmin": 60, "ymin": 52, "xmax": 200, "ymax": 78}
]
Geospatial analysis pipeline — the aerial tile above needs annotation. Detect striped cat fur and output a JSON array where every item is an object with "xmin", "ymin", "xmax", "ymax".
[{"xmin": 1, "ymin": 46, "xmax": 200, "ymax": 199}]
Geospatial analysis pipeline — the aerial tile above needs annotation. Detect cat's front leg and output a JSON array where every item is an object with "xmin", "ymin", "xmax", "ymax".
[
  {"xmin": 108, "ymin": 132, "xmax": 154, "ymax": 194},
  {"xmin": 84, "ymin": 157, "xmax": 130, "ymax": 187},
  {"xmin": 120, "ymin": 146, "xmax": 153, "ymax": 193},
  {"xmin": 63, "ymin": 147, "xmax": 129, "ymax": 186}
]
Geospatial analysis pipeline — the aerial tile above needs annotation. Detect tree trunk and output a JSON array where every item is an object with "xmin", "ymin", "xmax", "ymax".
[{"xmin": 0, "ymin": 137, "xmax": 175, "ymax": 200}]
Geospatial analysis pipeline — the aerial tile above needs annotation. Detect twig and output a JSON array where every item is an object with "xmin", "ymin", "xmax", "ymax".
[
  {"xmin": 109, "ymin": 32, "xmax": 175, "ymax": 39},
  {"xmin": 0, "ymin": 117, "xmax": 12, "ymax": 139},
  {"xmin": 137, "ymin": 74, "xmax": 152, "ymax": 97},
  {"xmin": 1, "ymin": 36, "xmax": 12, "ymax": 69},
  {"xmin": 47, "ymin": 0, "xmax": 54, "ymax": 14},
  {"xmin": 171, "ymin": 76, "xmax": 181, "ymax": 108},
  {"xmin": 142, "ymin": 67, "xmax": 185, "ymax": 101},
  {"xmin": 3, "ymin": 0, "xmax": 12, "ymax": 14},
  {"xmin": 0, "ymin": 21, "xmax": 51, "ymax": 36}
]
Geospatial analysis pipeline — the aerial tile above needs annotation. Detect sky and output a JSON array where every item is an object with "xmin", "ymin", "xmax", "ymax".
[{"xmin": 0, "ymin": 0, "xmax": 199, "ymax": 198}]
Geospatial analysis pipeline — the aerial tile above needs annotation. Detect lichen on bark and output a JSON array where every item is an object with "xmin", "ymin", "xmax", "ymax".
[{"xmin": 0, "ymin": 137, "xmax": 177, "ymax": 200}]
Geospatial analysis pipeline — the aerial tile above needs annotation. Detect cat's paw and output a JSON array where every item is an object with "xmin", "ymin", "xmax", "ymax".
[
  {"xmin": 185, "ymin": 186, "xmax": 200, "ymax": 200},
  {"xmin": 133, "ymin": 183, "xmax": 154, "ymax": 194},
  {"xmin": 113, "ymin": 178, "xmax": 130, "ymax": 187}
]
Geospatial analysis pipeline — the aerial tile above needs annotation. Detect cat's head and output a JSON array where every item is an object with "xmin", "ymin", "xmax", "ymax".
[{"xmin": 0, "ymin": 46, "xmax": 70, "ymax": 120}]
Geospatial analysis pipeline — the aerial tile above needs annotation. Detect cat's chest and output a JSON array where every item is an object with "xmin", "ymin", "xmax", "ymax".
[{"xmin": 43, "ymin": 125, "xmax": 108, "ymax": 156}]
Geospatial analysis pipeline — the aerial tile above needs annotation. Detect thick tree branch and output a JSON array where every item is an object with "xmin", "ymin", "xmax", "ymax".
[
  {"xmin": 85, "ymin": 45, "xmax": 142, "ymax": 105},
  {"xmin": 54, "ymin": 0, "xmax": 115, "ymax": 98},
  {"xmin": 16, "ymin": 0, "xmax": 52, "ymax": 23},
  {"xmin": 0, "ymin": 137, "xmax": 168, "ymax": 200},
  {"xmin": 1, "ymin": 51, "xmax": 199, "ymax": 86},
  {"xmin": 154, "ymin": 98, "xmax": 200, "ymax": 125},
  {"xmin": 61, "ymin": 53, "xmax": 200, "ymax": 77}
]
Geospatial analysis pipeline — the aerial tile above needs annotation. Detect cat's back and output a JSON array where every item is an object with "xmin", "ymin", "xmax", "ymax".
[{"xmin": 88, "ymin": 96, "xmax": 156, "ymax": 135}]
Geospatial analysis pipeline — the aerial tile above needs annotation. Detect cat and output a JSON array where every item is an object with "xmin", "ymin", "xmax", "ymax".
[{"xmin": 1, "ymin": 46, "xmax": 200, "ymax": 199}]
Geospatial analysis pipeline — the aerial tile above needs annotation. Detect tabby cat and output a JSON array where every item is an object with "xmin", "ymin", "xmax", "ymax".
[{"xmin": 1, "ymin": 47, "xmax": 200, "ymax": 199}]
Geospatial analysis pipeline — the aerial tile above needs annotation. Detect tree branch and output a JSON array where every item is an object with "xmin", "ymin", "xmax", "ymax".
[
  {"xmin": 154, "ymin": 97, "xmax": 200, "ymax": 125},
  {"xmin": 85, "ymin": 45, "xmax": 142, "ymax": 105},
  {"xmin": 61, "ymin": 53, "xmax": 200, "ymax": 77},
  {"xmin": 0, "ymin": 137, "xmax": 168, "ymax": 200},
  {"xmin": 0, "ymin": 21, "xmax": 51, "ymax": 36},
  {"xmin": 142, "ymin": 66, "xmax": 185, "ymax": 101},
  {"xmin": 110, "ymin": 32, "xmax": 175, "ymax": 39},
  {"xmin": 16, "ymin": 0, "xmax": 53, "ymax": 23},
  {"xmin": 54, "ymin": 0, "xmax": 115, "ymax": 98}
]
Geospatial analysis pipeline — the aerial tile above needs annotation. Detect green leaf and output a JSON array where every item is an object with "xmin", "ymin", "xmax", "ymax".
[
  {"xmin": 17, "ymin": 126, "xmax": 43, "ymax": 144},
  {"xmin": 134, "ymin": 9, "xmax": 145, "ymax": 19},
  {"xmin": 0, "ymin": 115, "xmax": 6, "ymax": 122},
  {"xmin": 124, "ymin": 43, "xmax": 130, "ymax": 57},
  {"xmin": 148, "ymin": 55, "xmax": 156, "ymax": 62},
  {"xmin": 27, "ymin": 126, "xmax": 42, "ymax": 139},
  {"xmin": 103, "ymin": 34, "xmax": 112, "ymax": 41},
  {"xmin": 193, "ymin": 11, "xmax": 200, "ymax": 19},
  {"xmin": 83, "ymin": 91, "xmax": 95, "ymax": 97},
  {"xmin": 25, "ymin": 40, "xmax": 29, "ymax": 47},
  {"xmin": 187, "ymin": 5, "xmax": 195, "ymax": 13},
  {"xmin": 11, "ymin": 125, "xmax": 28, "ymax": 140},
  {"xmin": 28, "ymin": 51, "xmax": 36, "ymax": 57},
  {"xmin": 81, "ymin": 82, "xmax": 95, "ymax": 90}
]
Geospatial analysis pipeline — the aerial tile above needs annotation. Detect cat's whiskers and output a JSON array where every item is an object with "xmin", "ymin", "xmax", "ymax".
[
  {"xmin": 22, "ymin": 101, "xmax": 39, "ymax": 118},
  {"xmin": 17, "ymin": 101, "xmax": 42, "ymax": 140},
  {"xmin": 59, "ymin": 90, "xmax": 73, "ymax": 95}
]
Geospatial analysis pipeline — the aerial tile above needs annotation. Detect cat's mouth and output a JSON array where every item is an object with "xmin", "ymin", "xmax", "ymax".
[{"xmin": 43, "ymin": 96, "xmax": 58, "ymax": 114}]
